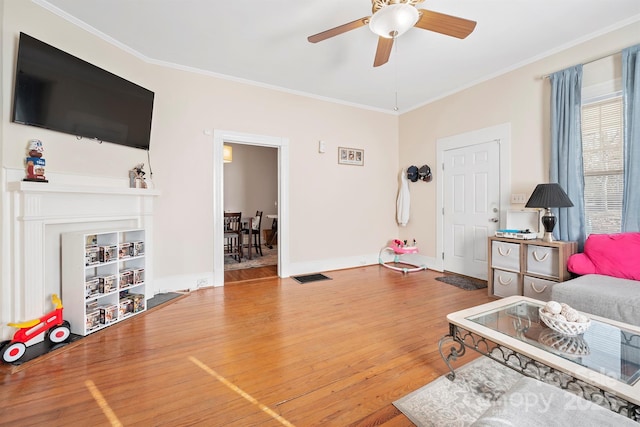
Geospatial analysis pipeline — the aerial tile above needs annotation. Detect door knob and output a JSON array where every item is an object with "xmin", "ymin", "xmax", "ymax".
[{"xmin": 490, "ymin": 218, "xmax": 499, "ymax": 223}]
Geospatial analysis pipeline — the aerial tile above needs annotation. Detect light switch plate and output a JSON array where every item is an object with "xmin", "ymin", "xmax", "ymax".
[{"xmin": 511, "ymin": 193, "xmax": 528, "ymax": 204}]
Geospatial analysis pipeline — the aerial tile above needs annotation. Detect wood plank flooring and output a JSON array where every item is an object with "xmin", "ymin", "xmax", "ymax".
[
  {"xmin": 0, "ymin": 266, "xmax": 491, "ymax": 426},
  {"xmin": 224, "ymin": 265, "xmax": 278, "ymax": 283}
]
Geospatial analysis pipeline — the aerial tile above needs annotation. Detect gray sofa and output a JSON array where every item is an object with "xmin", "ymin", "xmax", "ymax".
[
  {"xmin": 551, "ymin": 274, "xmax": 640, "ymax": 327},
  {"xmin": 550, "ymin": 232, "xmax": 640, "ymax": 327}
]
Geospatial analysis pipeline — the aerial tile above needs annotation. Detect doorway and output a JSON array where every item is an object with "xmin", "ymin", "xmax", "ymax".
[
  {"xmin": 213, "ymin": 130, "xmax": 290, "ymax": 286},
  {"xmin": 436, "ymin": 123, "xmax": 511, "ymax": 280},
  {"xmin": 223, "ymin": 143, "xmax": 278, "ymax": 281}
]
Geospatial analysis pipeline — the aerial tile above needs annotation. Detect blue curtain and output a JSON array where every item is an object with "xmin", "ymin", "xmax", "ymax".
[
  {"xmin": 622, "ymin": 44, "xmax": 640, "ymax": 232},
  {"xmin": 549, "ymin": 65, "xmax": 586, "ymax": 249}
]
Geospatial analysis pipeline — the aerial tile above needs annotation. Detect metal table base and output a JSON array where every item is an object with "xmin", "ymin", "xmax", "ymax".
[{"xmin": 438, "ymin": 323, "xmax": 640, "ymax": 421}]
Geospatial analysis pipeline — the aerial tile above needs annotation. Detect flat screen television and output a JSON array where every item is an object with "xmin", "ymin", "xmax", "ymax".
[{"xmin": 12, "ymin": 32, "xmax": 154, "ymax": 151}]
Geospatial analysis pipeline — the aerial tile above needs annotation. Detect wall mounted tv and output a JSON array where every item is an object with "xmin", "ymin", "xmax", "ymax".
[{"xmin": 12, "ymin": 32, "xmax": 154, "ymax": 151}]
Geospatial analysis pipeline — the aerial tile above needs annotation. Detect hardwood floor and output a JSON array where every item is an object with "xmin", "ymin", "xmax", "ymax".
[
  {"xmin": 0, "ymin": 266, "xmax": 491, "ymax": 426},
  {"xmin": 225, "ymin": 265, "xmax": 278, "ymax": 283}
]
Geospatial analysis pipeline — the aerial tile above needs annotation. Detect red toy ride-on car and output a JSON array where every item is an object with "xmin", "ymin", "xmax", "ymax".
[{"xmin": 0, "ymin": 294, "xmax": 71, "ymax": 363}]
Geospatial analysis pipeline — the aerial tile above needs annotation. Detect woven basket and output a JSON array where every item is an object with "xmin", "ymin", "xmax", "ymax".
[{"xmin": 539, "ymin": 308, "xmax": 591, "ymax": 336}]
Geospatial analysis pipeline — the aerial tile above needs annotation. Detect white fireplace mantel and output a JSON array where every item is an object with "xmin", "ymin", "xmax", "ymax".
[
  {"xmin": 3, "ymin": 180, "xmax": 159, "ymax": 341},
  {"xmin": 8, "ymin": 180, "xmax": 160, "ymax": 198}
]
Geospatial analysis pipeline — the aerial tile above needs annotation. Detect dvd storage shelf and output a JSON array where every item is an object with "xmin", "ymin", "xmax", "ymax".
[
  {"xmin": 488, "ymin": 236, "xmax": 577, "ymax": 301},
  {"xmin": 62, "ymin": 229, "xmax": 147, "ymax": 336}
]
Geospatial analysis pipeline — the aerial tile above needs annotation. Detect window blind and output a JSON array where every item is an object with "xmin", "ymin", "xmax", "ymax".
[{"xmin": 581, "ymin": 96, "xmax": 623, "ymax": 235}]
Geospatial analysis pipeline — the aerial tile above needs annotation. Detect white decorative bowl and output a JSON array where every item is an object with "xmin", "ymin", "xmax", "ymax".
[{"xmin": 539, "ymin": 308, "xmax": 591, "ymax": 336}]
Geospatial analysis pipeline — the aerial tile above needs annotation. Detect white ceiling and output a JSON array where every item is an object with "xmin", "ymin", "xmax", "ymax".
[{"xmin": 39, "ymin": 0, "xmax": 640, "ymax": 113}]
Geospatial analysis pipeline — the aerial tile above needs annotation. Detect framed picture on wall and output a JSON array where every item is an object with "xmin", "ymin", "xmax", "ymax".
[{"xmin": 338, "ymin": 147, "xmax": 364, "ymax": 166}]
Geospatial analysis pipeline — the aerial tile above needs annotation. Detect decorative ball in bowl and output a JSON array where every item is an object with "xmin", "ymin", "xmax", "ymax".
[{"xmin": 538, "ymin": 301, "xmax": 591, "ymax": 337}]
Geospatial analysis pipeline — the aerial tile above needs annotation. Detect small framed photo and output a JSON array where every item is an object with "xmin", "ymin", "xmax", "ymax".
[{"xmin": 338, "ymin": 147, "xmax": 364, "ymax": 166}]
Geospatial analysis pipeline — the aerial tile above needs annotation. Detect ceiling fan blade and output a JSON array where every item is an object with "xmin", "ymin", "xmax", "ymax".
[
  {"xmin": 308, "ymin": 17, "xmax": 370, "ymax": 43},
  {"xmin": 415, "ymin": 10, "xmax": 477, "ymax": 39},
  {"xmin": 373, "ymin": 36, "xmax": 394, "ymax": 67}
]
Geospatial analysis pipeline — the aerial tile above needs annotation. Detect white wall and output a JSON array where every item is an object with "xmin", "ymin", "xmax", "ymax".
[
  {"xmin": 0, "ymin": 0, "xmax": 399, "ymax": 331},
  {"xmin": 398, "ymin": 21, "xmax": 640, "ymax": 259},
  {"xmin": 0, "ymin": 0, "xmax": 5, "ymax": 324}
]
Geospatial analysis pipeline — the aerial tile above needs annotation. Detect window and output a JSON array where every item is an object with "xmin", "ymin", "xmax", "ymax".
[{"xmin": 581, "ymin": 95, "xmax": 623, "ymax": 235}]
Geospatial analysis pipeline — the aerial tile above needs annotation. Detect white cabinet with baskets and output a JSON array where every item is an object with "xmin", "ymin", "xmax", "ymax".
[
  {"xmin": 62, "ymin": 229, "xmax": 147, "ymax": 336},
  {"xmin": 488, "ymin": 236, "xmax": 577, "ymax": 301}
]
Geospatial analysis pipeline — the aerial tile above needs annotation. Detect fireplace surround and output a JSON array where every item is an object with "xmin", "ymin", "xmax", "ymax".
[{"xmin": 3, "ymin": 177, "xmax": 159, "ymax": 341}]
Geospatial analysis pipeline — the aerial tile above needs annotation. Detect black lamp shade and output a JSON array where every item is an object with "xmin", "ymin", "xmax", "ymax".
[
  {"xmin": 525, "ymin": 183, "xmax": 574, "ymax": 209},
  {"xmin": 525, "ymin": 183, "xmax": 573, "ymax": 242}
]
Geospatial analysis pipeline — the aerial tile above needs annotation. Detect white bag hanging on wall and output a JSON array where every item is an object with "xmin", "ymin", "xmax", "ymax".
[{"xmin": 397, "ymin": 168, "xmax": 410, "ymax": 226}]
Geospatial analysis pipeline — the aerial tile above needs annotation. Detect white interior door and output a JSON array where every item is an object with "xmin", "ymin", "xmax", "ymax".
[{"xmin": 443, "ymin": 141, "xmax": 500, "ymax": 279}]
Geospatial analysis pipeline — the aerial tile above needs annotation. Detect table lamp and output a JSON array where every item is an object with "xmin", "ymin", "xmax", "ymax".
[{"xmin": 525, "ymin": 183, "xmax": 574, "ymax": 242}]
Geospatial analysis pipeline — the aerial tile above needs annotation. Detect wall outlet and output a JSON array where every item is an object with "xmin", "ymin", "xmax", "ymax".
[{"xmin": 511, "ymin": 193, "xmax": 528, "ymax": 204}]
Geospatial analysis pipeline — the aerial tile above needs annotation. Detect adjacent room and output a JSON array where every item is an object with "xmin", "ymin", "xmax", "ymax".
[
  {"xmin": 222, "ymin": 143, "xmax": 279, "ymax": 282},
  {"xmin": 1, "ymin": 0, "xmax": 639, "ymax": 425}
]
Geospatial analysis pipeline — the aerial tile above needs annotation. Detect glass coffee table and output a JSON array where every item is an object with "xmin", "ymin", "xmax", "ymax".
[{"xmin": 439, "ymin": 296, "xmax": 640, "ymax": 419}]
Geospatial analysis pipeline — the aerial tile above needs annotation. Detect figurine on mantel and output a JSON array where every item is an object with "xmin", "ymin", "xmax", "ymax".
[
  {"xmin": 24, "ymin": 139, "xmax": 47, "ymax": 182},
  {"xmin": 129, "ymin": 163, "xmax": 147, "ymax": 189}
]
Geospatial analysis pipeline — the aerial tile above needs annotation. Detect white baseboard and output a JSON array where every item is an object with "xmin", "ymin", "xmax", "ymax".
[
  {"xmin": 153, "ymin": 253, "xmax": 441, "ymax": 291},
  {"xmin": 285, "ymin": 252, "xmax": 438, "ymax": 276},
  {"xmin": 152, "ymin": 271, "xmax": 216, "ymax": 294}
]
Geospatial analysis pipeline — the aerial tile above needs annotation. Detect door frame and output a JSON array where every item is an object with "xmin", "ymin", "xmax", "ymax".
[
  {"xmin": 435, "ymin": 123, "xmax": 512, "ymax": 273},
  {"xmin": 213, "ymin": 130, "xmax": 290, "ymax": 286}
]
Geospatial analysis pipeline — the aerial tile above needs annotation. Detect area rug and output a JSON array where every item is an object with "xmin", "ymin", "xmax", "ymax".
[
  {"xmin": 394, "ymin": 357, "xmax": 522, "ymax": 426},
  {"xmin": 436, "ymin": 275, "xmax": 487, "ymax": 291},
  {"xmin": 292, "ymin": 273, "xmax": 332, "ymax": 284},
  {"xmin": 224, "ymin": 245, "xmax": 277, "ymax": 271}
]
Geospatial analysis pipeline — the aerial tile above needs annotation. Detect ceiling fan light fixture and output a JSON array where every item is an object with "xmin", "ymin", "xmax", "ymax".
[{"xmin": 369, "ymin": 3, "xmax": 419, "ymax": 38}]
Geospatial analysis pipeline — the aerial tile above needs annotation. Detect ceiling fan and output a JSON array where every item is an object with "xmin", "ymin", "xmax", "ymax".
[{"xmin": 308, "ymin": 0, "xmax": 476, "ymax": 67}]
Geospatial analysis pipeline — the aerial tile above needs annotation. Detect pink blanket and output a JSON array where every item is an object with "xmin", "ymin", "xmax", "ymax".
[{"xmin": 567, "ymin": 232, "xmax": 640, "ymax": 280}]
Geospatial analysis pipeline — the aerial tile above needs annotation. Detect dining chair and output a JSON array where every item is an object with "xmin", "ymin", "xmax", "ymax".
[
  {"xmin": 224, "ymin": 212, "xmax": 243, "ymax": 262},
  {"xmin": 241, "ymin": 210, "xmax": 263, "ymax": 259}
]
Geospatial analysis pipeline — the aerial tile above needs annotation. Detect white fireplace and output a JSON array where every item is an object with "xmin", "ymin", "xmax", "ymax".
[{"xmin": 3, "ymin": 175, "xmax": 159, "ymax": 341}]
